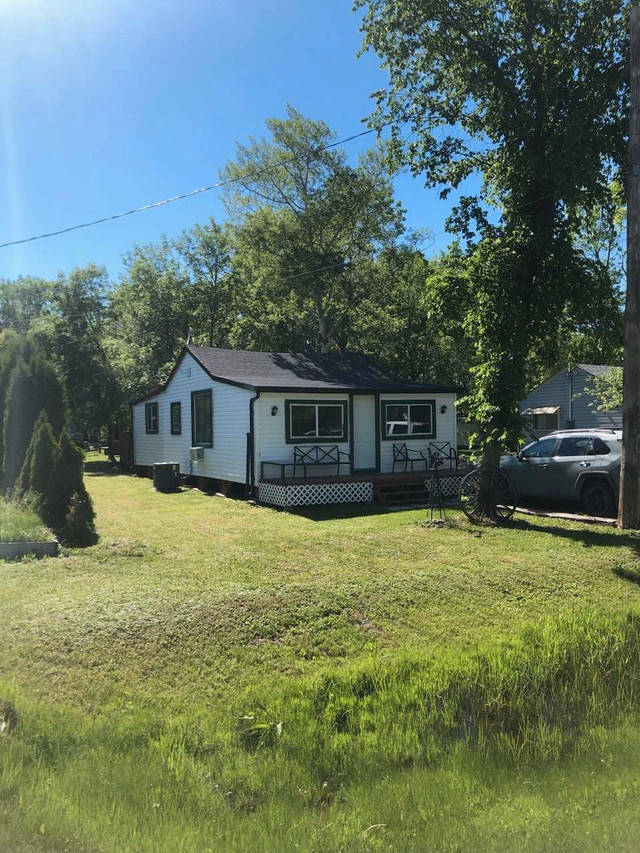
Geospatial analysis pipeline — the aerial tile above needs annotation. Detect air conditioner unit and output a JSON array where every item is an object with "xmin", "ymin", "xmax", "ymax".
[
  {"xmin": 190, "ymin": 447, "xmax": 205, "ymax": 462},
  {"xmin": 153, "ymin": 462, "xmax": 180, "ymax": 492}
]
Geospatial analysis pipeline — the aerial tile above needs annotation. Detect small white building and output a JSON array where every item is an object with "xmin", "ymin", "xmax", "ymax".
[
  {"xmin": 519, "ymin": 364, "xmax": 622, "ymax": 437},
  {"xmin": 131, "ymin": 345, "xmax": 460, "ymax": 507}
]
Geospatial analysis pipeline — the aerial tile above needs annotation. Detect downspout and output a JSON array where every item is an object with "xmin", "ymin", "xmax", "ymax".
[
  {"xmin": 568, "ymin": 369, "xmax": 574, "ymax": 426},
  {"xmin": 246, "ymin": 390, "xmax": 260, "ymax": 499}
]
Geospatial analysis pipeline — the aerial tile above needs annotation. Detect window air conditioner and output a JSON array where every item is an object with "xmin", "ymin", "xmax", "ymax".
[{"xmin": 190, "ymin": 447, "xmax": 205, "ymax": 462}]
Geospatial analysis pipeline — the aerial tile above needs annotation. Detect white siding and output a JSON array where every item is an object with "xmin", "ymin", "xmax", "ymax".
[
  {"xmin": 520, "ymin": 368, "xmax": 622, "ymax": 433},
  {"xmin": 132, "ymin": 352, "xmax": 253, "ymax": 483},
  {"xmin": 379, "ymin": 393, "xmax": 457, "ymax": 473},
  {"xmin": 255, "ymin": 391, "xmax": 458, "ymax": 478},
  {"xmin": 256, "ymin": 392, "xmax": 350, "ymax": 480}
]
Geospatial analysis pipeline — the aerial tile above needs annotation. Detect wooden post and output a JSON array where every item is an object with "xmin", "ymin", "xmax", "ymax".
[{"xmin": 619, "ymin": 4, "xmax": 640, "ymax": 528}]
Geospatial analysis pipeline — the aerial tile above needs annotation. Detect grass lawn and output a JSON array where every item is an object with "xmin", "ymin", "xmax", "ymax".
[
  {"xmin": 3, "ymin": 454, "xmax": 640, "ymax": 851},
  {"xmin": 0, "ymin": 497, "xmax": 53, "ymax": 543}
]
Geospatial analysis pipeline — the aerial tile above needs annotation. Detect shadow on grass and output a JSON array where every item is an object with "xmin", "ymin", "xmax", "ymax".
[
  {"xmin": 84, "ymin": 459, "xmax": 134, "ymax": 477},
  {"xmin": 508, "ymin": 517, "xmax": 640, "ymax": 550},
  {"xmin": 613, "ymin": 564, "xmax": 640, "ymax": 585}
]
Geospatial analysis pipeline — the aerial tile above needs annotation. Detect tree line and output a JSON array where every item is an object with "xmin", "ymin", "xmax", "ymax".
[{"xmin": 0, "ymin": 73, "xmax": 627, "ymax": 451}]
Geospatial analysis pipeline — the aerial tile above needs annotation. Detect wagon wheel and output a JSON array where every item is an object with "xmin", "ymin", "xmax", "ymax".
[{"xmin": 458, "ymin": 468, "xmax": 518, "ymax": 525}]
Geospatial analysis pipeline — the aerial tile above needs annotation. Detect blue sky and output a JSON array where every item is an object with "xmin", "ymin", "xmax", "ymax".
[{"xmin": 0, "ymin": 0, "xmax": 459, "ymax": 282}]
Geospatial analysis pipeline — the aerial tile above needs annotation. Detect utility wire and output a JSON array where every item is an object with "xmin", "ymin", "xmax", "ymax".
[{"xmin": 0, "ymin": 124, "xmax": 394, "ymax": 250}]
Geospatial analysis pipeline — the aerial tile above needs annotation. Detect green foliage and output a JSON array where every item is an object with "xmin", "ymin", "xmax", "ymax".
[
  {"xmin": 222, "ymin": 106, "xmax": 404, "ymax": 352},
  {"xmin": 2, "ymin": 350, "xmax": 65, "ymax": 489},
  {"xmin": 358, "ymin": 0, "xmax": 628, "ymax": 453},
  {"xmin": 30, "ymin": 265, "xmax": 126, "ymax": 435},
  {"xmin": 63, "ymin": 490, "xmax": 97, "ymax": 547},
  {"xmin": 0, "ymin": 276, "xmax": 52, "ymax": 334},
  {"xmin": 16, "ymin": 411, "xmax": 58, "ymax": 528},
  {"xmin": 593, "ymin": 364, "xmax": 624, "ymax": 411}
]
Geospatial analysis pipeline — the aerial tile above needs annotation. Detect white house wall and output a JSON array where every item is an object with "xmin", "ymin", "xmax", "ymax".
[
  {"xmin": 255, "ymin": 391, "xmax": 458, "ymax": 479},
  {"xmin": 378, "ymin": 392, "xmax": 457, "ymax": 473},
  {"xmin": 132, "ymin": 352, "xmax": 252, "ymax": 483},
  {"xmin": 256, "ymin": 392, "xmax": 351, "ymax": 481}
]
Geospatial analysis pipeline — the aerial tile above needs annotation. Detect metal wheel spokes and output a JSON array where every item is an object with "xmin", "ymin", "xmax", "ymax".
[{"xmin": 459, "ymin": 469, "xmax": 518, "ymax": 525}]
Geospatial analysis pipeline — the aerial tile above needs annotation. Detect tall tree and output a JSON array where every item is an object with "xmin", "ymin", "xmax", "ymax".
[
  {"xmin": 2, "ymin": 350, "xmax": 65, "ymax": 489},
  {"xmin": 358, "ymin": 0, "xmax": 628, "ymax": 463},
  {"xmin": 0, "ymin": 277, "xmax": 52, "ymax": 334},
  {"xmin": 221, "ymin": 106, "xmax": 404, "ymax": 352},
  {"xmin": 31, "ymin": 265, "xmax": 126, "ymax": 435}
]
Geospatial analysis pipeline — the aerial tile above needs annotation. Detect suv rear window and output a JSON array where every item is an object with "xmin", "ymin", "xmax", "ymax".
[{"xmin": 592, "ymin": 437, "xmax": 610, "ymax": 455}]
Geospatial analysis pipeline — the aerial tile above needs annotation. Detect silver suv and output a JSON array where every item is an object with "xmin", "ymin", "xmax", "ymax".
[{"xmin": 500, "ymin": 429, "xmax": 622, "ymax": 517}]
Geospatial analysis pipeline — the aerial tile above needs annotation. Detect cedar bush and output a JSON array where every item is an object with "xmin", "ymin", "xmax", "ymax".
[
  {"xmin": 2, "ymin": 353, "xmax": 65, "ymax": 489},
  {"xmin": 51, "ymin": 428, "xmax": 86, "ymax": 531},
  {"xmin": 16, "ymin": 411, "xmax": 58, "ymax": 528},
  {"xmin": 63, "ymin": 490, "xmax": 97, "ymax": 547}
]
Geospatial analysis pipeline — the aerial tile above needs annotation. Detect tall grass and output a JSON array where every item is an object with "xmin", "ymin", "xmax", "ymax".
[
  {"xmin": 3, "ymin": 610, "xmax": 640, "ymax": 851},
  {"xmin": 0, "ymin": 496, "xmax": 52, "ymax": 543}
]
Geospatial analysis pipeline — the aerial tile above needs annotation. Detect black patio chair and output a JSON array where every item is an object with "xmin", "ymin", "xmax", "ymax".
[
  {"xmin": 392, "ymin": 442, "xmax": 429, "ymax": 473},
  {"xmin": 428, "ymin": 441, "xmax": 458, "ymax": 470}
]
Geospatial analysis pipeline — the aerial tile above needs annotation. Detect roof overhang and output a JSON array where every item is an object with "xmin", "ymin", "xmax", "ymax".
[{"xmin": 522, "ymin": 406, "xmax": 560, "ymax": 416}]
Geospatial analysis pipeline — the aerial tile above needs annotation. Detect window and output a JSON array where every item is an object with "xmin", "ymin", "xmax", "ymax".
[
  {"xmin": 593, "ymin": 437, "xmax": 611, "ymax": 455},
  {"xmin": 145, "ymin": 402, "xmax": 158, "ymax": 434},
  {"xmin": 532, "ymin": 412, "xmax": 559, "ymax": 431},
  {"xmin": 382, "ymin": 400, "xmax": 435, "ymax": 440},
  {"xmin": 191, "ymin": 390, "xmax": 213, "ymax": 447},
  {"xmin": 170, "ymin": 402, "xmax": 181, "ymax": 436},
  {"xmin": 558, "ymin": 437, "xmax": 592, "ymax": 457},
  {"xmin": 521, "ymin": 438, "xmax": 557, "ymax": 458},
  {"xmin": 285, "ymin": 400, "xmax": 348, "ymax": 443}
]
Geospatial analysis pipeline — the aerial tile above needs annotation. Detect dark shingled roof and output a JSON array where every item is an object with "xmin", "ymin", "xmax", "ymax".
[
  {"xmin": 186, "ymin": 345, "xmax": 458, "ymax": 393},
  {"xmin": 577, "ymin": 364, "xmax": 615, "ymax": 378}
]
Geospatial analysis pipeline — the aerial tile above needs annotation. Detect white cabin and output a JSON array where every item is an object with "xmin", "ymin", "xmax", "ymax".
[{"xmin": 131, "ymin": 345, "xmax": 459, "ymax": 507}]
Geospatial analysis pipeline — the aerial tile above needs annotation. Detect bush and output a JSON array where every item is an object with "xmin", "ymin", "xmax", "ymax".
[
  {"xmin": 2, "ymin": 353, "xmax": 65, "ymax": 489},
  {"xmin": 63, "ymin": 490, "xmax": 97, "ymax": 547},
  {"xmin": 50, "ymin": 428, "xmax": 86, "ymax": 531},
  {"xmin": 15, "ymin": 411, "xmax": 58, "ymax": 528}
]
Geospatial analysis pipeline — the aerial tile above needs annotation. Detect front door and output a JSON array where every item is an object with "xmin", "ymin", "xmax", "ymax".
[{"xmin": 352, "ymin": 395, "xmax": 377, "ymax": 471}]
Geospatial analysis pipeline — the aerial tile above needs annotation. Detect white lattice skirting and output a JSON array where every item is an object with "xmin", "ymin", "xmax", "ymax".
[
  {"xmin": 259, "ymin": 480, "xmax": 374, "ymax": 508},
  {"xmin": 425, "ymin": 474, "xmax": 465, "ymax": 498}
]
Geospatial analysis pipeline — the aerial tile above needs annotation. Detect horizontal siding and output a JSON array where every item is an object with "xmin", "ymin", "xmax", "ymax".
[
  {"xmin": 379, "ymin": 393, "xmax": 457, "ymax": 473},
  {"xmin": 256, "ymin": 392, "xmax": 350, "ymax": 480},
  {"xmin": 132, "ymin": 353, "xmax": 252, "ymax": 483},
  {"xmin": 520, "ymin": 369, "xmax": 622, "ymax": 431},
  {"xmin": 256, "ymin": 391, "xmax": 458, "ymax": 477}
]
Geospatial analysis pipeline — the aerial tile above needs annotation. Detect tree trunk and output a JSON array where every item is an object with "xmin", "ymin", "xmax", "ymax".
[
  {"xmin": 482, "ymin": 440, "xmax": 501, "ymax": 471},
  {"xmin": 619, "ymin": 5, "xmax": 640, "ymax": 529}
]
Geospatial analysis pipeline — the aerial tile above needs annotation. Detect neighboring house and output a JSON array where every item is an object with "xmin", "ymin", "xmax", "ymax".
[
  {"xmin": 519, "ymin": 365, "xmax": 622, "ymax": 438},
  {"xmin": 130, "ymin": 345, "xmax": 459, "ymax": 507}
]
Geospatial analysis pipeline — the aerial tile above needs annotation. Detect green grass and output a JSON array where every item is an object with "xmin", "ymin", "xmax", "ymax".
[
  {"xmin": 0, "ymin": 497, "xmax": 53, "ymax": 543},
  {"xmin": 4, "ymin": 454, "xmax": 640, "ymax": 850}
]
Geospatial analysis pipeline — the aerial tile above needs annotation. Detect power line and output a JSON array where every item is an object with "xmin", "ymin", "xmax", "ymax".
[{"xmin": 0, "ymin": 124, "xmax": 394, "ymax": 251}]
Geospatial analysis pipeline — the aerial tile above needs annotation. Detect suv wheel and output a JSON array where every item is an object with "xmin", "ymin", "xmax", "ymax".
[{"xmin": 581, "ymin": 480, "xmax": 616, "ymax": 518}]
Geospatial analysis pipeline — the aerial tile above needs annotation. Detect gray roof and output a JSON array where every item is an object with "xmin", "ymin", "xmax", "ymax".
[
  {"xmin": 186, "ymin": 345, "xmax": 458, "ymax": 393},
  {"xmin": 577, "ymin": 364, "xmax": 615, "ymax": 378}
]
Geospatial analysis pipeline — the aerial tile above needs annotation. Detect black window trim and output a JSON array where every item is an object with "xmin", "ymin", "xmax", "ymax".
[
  {"xmin": 170, "ymin": 401, "xmax": 182, "ymax": 436},
  {"xmin": 145, "ymin": 401, "xmax": 159, "ymax": 434},
  {"xmin": 191, "ymin": 389, "xmax": 213, "ymax": 448},
  {"xmin": 381, "ymin": 399, "xmax": 436, "ymax": 441},
  {"xmin": 284, "ymin": 399, "xmax": 349, "ymax": 444}
]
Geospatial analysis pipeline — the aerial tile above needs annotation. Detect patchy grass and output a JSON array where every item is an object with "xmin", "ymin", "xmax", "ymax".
[
  {"xmin": 0, "ymin": 497, "xmax": 53, "ymax": 544},
  {"xmin": 3, "ymin": 455, "xmax": 640, "ymax": 850}
]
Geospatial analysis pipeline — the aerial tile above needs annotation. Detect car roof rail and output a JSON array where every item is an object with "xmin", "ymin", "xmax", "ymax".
[{"xmin": 548, "ymin": 428, "xmax": 620, "ymax": 435}]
